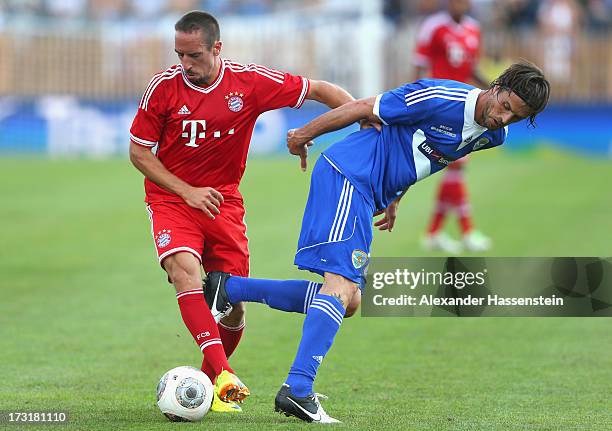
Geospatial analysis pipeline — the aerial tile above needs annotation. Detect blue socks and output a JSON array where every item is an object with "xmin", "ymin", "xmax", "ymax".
[
  {"xmin": 225, "ymin": 277, "xmax": 321, "ymax": 314},
  {"xmin": 225, "ymin": 278, "xmax": 347, "ymax": 396},
  {"xmin": 285, "ymin": 294, "xmax": 345, "ymax": 397}
]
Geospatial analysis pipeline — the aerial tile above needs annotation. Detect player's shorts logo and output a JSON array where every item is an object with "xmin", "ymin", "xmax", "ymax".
[
  {"xmin": 226, "ymin": 92, "xmax": 244, "ymax": 112},
  {"xmin": 352, "ymin": 249, "xmax": 369, "ymax": 269},
  {"xmin": 155, "ymin": 230, "xmax": 172, "ymax": 248}
]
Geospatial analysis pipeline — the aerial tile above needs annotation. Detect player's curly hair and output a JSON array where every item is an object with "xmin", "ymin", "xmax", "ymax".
[
  {"xmin": 491, "ymin": 60, "xmax": 550, "ymax": 127},
  {"xmin": 175, "ymin": 11, "xmax": 220, "ymax": 49}
]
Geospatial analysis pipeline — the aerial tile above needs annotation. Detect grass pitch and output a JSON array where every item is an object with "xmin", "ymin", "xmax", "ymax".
[{"xmin": 0, "ymin": 147, "xmax": 611, "ymax": 430}]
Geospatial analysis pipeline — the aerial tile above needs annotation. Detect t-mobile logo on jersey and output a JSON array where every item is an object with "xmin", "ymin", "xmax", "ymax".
[
  {"xmin": 181, "ymin": 120, "xmax": 236, "ymax": 147},
  {"xmin": 182, "ymin": 120, "xmax": 206, "ymax": 147}
]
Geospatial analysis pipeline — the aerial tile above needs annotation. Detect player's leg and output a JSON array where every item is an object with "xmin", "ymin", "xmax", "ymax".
[
  {"xmin": 206, "ymin": 273, "xmax": 323, "ymax": 318},
  {"xmin": 445, "ymin": 178, "xmax": 491, "ymax": 252},
  {"xmin": 345, "ymin": 288, "xmax": 361, "ymax": 317},
  {"xmin": 457, "ymin": 201, "xmax": 492, "ymax": 251},
  {"xmin": 147, "ymin": 203, "xmax": 248, "ymax": 407},
  {"xmin": 209, "ymin": 274, "xmax": 361, "ymax": 317},
  {"xmin": 274, "ymin": 272, "xmax": 356, "ymax": 423},
  {"xmin": 273, "ymin": 156, "xmax": 372, "ymax": 423},
  {"xmin": 426, "ymin": 177, "xmax": 449, "ymax": 235},
  {"xmin": 423, "ymin": 177, "xmax": 462, "ymax": 253},
  {"xmin": 198, "ymin": 199, "xmax": 250, "ymax": 378},
  {"xmin": 217, "ymin": 303, "xmax": 246, "ymax": 358},
  {"xmin": 162, "ymin": 252, "xmax": 234, "ymax": 376}
]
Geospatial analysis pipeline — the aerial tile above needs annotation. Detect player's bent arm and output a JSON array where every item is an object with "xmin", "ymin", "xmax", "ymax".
[
  {"xmin": 129, "ymin": 142, "xmax": 192, "ymax": 197},
  {"xmin": 305, "ymin": 79, "xmax": 355, "ymax": 109},
  {"xmin": 129, "ymin": 142, "xmax": 223, "ymax": 219},
  {"xmin": 290, "ymin": 97, "xmax": 378, "ymax": 145}
]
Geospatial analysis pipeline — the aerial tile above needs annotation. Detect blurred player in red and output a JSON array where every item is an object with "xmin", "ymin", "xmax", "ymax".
[
  {"xmin": 129, "ymin": 11, "xmax": 355, "ymax": 412},
  {"xmin": 414, "ymin": 0, "xmax": 492, "ymax": 252}
]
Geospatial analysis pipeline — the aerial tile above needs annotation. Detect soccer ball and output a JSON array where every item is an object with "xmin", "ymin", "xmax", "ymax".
[{"xmin": 156, "ymin": 366, "xmax": 214, "ymax": 422}]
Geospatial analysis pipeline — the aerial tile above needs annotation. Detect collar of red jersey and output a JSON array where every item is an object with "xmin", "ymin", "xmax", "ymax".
[{"xmin": 180, "ymin": 59, "xmax": 226, "ymax": 94}]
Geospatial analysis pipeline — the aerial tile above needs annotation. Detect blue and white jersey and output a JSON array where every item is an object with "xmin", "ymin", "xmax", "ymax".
[{"xmin": 322, "ymin": 79, "xmax": 508, "ymax": 211}]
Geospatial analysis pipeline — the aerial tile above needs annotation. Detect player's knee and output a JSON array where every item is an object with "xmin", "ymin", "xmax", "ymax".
[
  {"xmin": 162, "ymin": 253, "xmax": 202, "ymax": 293},
  {"xmin": 344, "ymin": 291, "xmax": 361, "ymax": 318},
  {"xmin": 321, "ymin": 272, "xmax": 359, "ymax": 309},
  {"xmin": 229, "ymin": 301, "xmax": 246, "ymax": 317}
]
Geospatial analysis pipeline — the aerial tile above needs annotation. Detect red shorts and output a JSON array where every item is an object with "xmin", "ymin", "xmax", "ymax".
[
  {"xmin": 437, "ymin": 181, "xmax": 467, "ymax": 207},
  {"xmin": 146, "ymin": 200, "xmax": 249, "ymax": 277}
]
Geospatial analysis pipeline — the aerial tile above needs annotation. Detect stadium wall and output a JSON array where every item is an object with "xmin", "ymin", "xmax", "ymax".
[{"xmin": 0, "ymin": 99, "xmax": 610, "ymax": 158}]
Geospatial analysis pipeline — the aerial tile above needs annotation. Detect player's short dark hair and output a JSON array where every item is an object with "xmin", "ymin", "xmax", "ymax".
[
  {"xmin": 491, "ymin": 60, "xmax": 550, "ymax": 127},
  {"xmin": 175, "ymin": 11, "xmax": 220, "ymax": 49}
]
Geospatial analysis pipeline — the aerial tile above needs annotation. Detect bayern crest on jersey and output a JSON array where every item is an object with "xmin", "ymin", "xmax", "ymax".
[
  {"xmin": 155, "ymin": 230, "xmax": 172, "ymax": 248},
  {"xmin": 225, "ymin": 91, "xmax": 244, "ymax": 112}
]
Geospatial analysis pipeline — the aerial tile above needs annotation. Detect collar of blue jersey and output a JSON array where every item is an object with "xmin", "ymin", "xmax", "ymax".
[{"xmin": 463, "ymin": 88, "xmax": 487, "ymax": 133}]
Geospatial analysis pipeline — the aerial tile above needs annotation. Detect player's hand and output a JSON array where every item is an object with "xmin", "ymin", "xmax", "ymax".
[
  {"xmin": 373, "ymin": 200, "xmax": 399, "ymax": 232},
  {"xmin": 287, "ymin": 128, "xmax": 314, "ymax": 172},
  {"xmin": 359, "ymin": 118, "xmax": 382, "ymax": 132},
  {"xmin": 182, "ymin": 187, "xmax": 224, "ymax": 219}
]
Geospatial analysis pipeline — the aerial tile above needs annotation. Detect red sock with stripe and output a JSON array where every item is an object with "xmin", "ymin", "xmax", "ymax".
[
  {"xmin": 200, "ymin": 324, "xmax": 244, "ymax": 381},
  {"xmin": 218, "ymin": 321, "xmax": 245, "ymax": 358},
  {"xmin": 176, "ymin": 289, "xmax": 233, "ymax": 376}
]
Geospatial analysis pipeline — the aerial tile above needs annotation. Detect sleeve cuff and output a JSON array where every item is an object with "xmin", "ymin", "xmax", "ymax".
[
  {"xmin": 130, "ymin": 133, "xmax": 158, "ymax": 147},
  {"xmin": 293, "ymin": 77, "xmax": 310, "ymax": 109},
  {"xmin": 373, "ymin": 94, "xmax": 388, "ymax": 125}
]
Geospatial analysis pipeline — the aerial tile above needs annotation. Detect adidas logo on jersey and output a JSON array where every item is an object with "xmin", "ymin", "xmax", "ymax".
[
  {"xmin": 312, "ymin": 355, "xmax": 324, "ymax": 364},
  {"xmin": 178, "ymin": 105, "xmax": 191, "ymax": 115}
]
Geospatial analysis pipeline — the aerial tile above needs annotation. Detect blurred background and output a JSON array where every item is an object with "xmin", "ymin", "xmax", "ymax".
[
  {"xmin": 1, "ymin": 3, "xmax": 610, "ymax": 429},
  {"xmin": 0, "ymin": 0, "xmax": 610, "ymax": 157}
]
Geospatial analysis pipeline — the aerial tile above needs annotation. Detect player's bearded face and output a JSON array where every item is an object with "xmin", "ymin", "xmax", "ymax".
[
  {"xmin": 175, "ymin": 31, "xmax": 220, "ymax": 86},
  {"xmin": 482, "ymin": 88, "xmax": 532, "ymax": 130}
]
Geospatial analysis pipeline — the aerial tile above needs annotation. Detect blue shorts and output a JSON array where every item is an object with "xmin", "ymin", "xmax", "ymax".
[{"xmin": 294, "ymin": 156, "xmax": 374, "ymax": 288}]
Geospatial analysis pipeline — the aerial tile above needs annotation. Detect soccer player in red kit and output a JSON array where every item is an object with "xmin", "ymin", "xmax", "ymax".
[
  {"xmin": 414, "ymin": 0, "xmax": 492, "ymax": 252},
  {"xmin": 129, "ymin": 11, "xmax": 355, "ymax": 412}
]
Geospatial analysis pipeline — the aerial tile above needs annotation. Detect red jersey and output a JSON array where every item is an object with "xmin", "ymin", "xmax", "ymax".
[
  {"xmin": 130, "ymin": 59, "xmax": 309, "ymax": 203},
  {"xmin": 414, "ymin": 11, "xmax": 481, "ymax": 83}
]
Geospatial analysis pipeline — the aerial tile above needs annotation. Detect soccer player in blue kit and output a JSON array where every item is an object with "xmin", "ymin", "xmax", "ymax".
[{"xmin": 203, "ymin": 61, "xmax": 550, "ymax": 423}]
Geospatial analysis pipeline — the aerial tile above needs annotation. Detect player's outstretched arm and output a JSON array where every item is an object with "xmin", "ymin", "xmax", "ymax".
[
  {"xmin": 288, "ymin": 97, "xmax": 378, "ymax": 148},
  {"xmin": 287, "ymin": 97, "xmax": 380, "ymax": 171},
  {"xmin": 305, "ymin": 79, "xmax": 355, "ymax": 109},
  {"xmin": 287, "ymin": 97, "xmax": 379, "ymax": 171},
  {"xmin": 129, "ymin": 142, "xmax": 224, "ymax": 219}
]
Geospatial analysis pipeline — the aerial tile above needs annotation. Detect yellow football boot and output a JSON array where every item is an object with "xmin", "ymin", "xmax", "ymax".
[
  {"xmin": 214, "ymin": 370, "xmax": 250, "ymax": 403},
  {"xmin": 210, "ymin": 392, "xmax": 242, "ymax": 413}
]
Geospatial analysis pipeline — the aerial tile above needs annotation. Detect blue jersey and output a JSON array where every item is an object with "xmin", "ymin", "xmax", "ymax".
[{"xmin": 322, "ymin": 79, "xmax": 508, "ymax": 211}]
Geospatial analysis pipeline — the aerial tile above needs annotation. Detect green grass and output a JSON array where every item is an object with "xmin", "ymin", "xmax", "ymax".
[{"xmin": 0, "ymin": 148, "xmax": 611, "ymax": 430}]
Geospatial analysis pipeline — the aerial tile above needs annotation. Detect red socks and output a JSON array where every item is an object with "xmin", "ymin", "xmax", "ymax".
[
  {"xmin": 176, "ymin": 289, "xmax": 233, "ymax": 377},
  {"xmin": 428, "ymin": 209, "xmax": 446, "ymax": 234},
  {"xmin": 200, "ymin": 321, "xmax": 245, "ymax": 382},
  {"xmin": 218, "ymin": 321, "xmax": 245, "ymax": 358}
]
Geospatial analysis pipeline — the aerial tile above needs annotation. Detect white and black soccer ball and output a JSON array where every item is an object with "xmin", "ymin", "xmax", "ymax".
[{"xmin": 156, "ymin": 366, "xmax": 214, "ymax": 422}]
